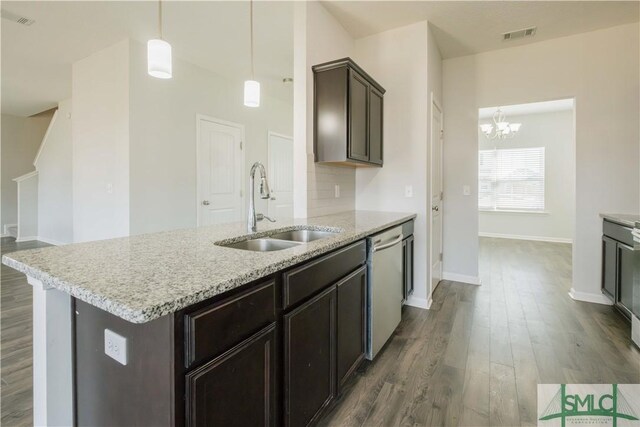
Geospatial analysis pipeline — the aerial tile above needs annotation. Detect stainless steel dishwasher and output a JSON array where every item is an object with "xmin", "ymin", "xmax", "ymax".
[{"xmin": 366, "ymin": 225, "xmax": 404, "ymax": 360}]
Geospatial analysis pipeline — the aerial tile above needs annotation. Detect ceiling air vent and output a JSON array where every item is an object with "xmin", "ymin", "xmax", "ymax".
[
  {"xmin": 1, "ymin": 9, "xmax": 35, "ymax": 26},
  {"xmin": 503, "ymin": 27, "xmax": 536, "ymax": 41}
]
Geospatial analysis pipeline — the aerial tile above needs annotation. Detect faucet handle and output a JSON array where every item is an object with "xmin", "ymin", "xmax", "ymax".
[{"xmin": 256, "ymin": 213, "xmax": 276, "ymax": 223}]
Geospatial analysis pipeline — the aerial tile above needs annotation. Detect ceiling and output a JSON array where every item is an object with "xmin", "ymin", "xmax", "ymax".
[
  {"xmin": 479, "ymin": 99, "xmax": 574, "ymax": 119},
  {"xmin": 1, "ymin": 1, "xmax": 293, "ymax": 116},
  {"xmin": 321, "ymin": 1, "xmax": 639, "ymax": 59}
]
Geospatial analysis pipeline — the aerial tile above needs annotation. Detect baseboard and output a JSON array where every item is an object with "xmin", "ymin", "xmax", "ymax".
[
  {"xmin": 37, "ymin": 236, "xmax": 65, "ymax": 246},
  {"xmin": 405, "ymin": 295, "xmax": 430, "ymax": 310},
  {"xmin": 479, "ymin": 232, "xmax": 572, "ymax": 244},
  {"xmin": 568, "ymin": 288, "xmax": 613, "ymax": 306},
  {"xmin": 442, "ymin": 272, "xmax": 482, "ymax": 286},
  {"xmin": 16, "ymin": 236, "xmax": 38, "ymax": 243}
]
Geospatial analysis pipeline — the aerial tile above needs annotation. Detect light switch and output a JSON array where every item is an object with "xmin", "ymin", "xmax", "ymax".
[
  {"xmin": 463, "ymin": 185, "xmax": 471, "ymax": 196},
  {"xmin": 404, "ymin": 185, "xmax": 413, "ymax": 198},
  {"xmin": 104, "ymin": 329, "xmax": 127, "ymax": 365},
  {"xmin": 106, "ymin": 183, "xmax": 114, "ymax": 194},
  {"xmin": 334, "ymin": 184, "xmax": 340, "ymax": 198}
]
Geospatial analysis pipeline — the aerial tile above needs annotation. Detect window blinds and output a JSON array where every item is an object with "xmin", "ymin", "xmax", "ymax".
[{"xmin": 479, "ymin": 147, "xmax": 545, "ymax": 211}]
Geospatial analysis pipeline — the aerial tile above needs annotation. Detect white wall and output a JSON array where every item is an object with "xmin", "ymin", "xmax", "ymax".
[
  {"xmin": 36, "ymin": 99, "xmax": 73, "ymax": 245},
  {"xmin": 128, "ymin": 40, "xmax": 292, "ymax": 235},
  {"xmin": 443, "ymin": 23, "xmax": 639, "ymax": 300},
  {"xmin": 14, "ymin": 172, "xmax": 38, "ymax": 241},
  {"xmin": 72, "ymin": 40, "xmax": 130, "ymax": 242},
  {"xmin": 479, "ymin": 109, "xmax": 575, "ymax": 242},
  {"xmin": 295, "ymin": 1, "xmax": 357, "ymax": 218},
  {"xmin": 353, "ymin": 21, "xmax": 439, "ymax": 306},
  {"xmin": 1, "ymin": 112, "xmax": 52, "ymax": 234}
]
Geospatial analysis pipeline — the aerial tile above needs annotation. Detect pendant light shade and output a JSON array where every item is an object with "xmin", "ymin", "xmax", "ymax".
[
  {"xmin": 147, "ymin": 0, "xmax": 172, "ymax": 79},
  {"xmin": 147, "ymin": 39, "xmax": 172, "ymax": 79},
  {"xmin": 244, "ymin": 0, "xmax": 260, "ymax": 107},
  {"xmin": 244, "ymin": 80, "xmax": 260, "ymax": 107}
]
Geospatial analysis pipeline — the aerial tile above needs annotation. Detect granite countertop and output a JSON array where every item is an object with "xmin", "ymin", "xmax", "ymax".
[
  {"xmin": 2, "ymin": 211, "xmax": 415, "ymax": 324},
  {"xmin": 599, "ymin": 213, "xmax": 640, "ymax": 228}
]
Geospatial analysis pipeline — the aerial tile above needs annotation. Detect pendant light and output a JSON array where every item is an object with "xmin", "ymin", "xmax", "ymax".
[
  {"xmin": 244, "ymin": 0, "xmax": 260, "ymax": 107},
  {"xmin": 147, "ymin": 0, "xmax": 172, "ymax": 79}
]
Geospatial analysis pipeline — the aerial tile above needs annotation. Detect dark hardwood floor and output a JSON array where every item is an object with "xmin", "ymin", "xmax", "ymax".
[
  {"xmin": 1, "ymin": 237, "xmax": 50, "ymax": 427},
  {"xmin": 321, "ymin": 237, "xmax": 640, "ymax": 427},
  {"xmin": 1, "ymin": 237, "xmax": 638, "ymax": 427}
]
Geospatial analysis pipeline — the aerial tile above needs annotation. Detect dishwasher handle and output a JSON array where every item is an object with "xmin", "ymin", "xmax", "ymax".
[{"xmin": 372, "ymin": 234, "xmax": 404, "ymax": 252}]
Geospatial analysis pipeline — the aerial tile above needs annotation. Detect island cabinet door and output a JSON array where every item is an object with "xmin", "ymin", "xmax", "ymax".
[
  {"xmin": 284, "ymin": 286, "xmax": 337, "ymax": 427},
  {"xmin": 336, "ymin": 266, "xmax": 366, "ymax": 391},
  {"xmin": 185, "ymin": 324, "xmax": 277, "ymax": 427}
]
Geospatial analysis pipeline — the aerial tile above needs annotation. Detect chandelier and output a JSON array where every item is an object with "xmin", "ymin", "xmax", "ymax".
[{"xmin": 480, "ymin": 108, "xmax": 522, "ymax": 139}]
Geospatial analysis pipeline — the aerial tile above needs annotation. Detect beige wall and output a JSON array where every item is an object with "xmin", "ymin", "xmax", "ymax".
[
  {"xmin": 128, "ymin": 40, "xmax": 293, "ymax": 235},
  {"xmin": 1, "ymin": 111, "xmax": 53, "ymax": 234},
  {"xmin": 72, "ymin": 39, "xmax": 130, "ymax": 243},
  {"xmin": 353, "ymin": 21, "xmax": 440, "ymax": 306},
  {"xmin": 294, "ymin": 1, "xmax": 357, "ymax": 218},
  {"xmin": 443, "ymin": 23, "xmax": 640, "ymax": 299},
  {"xmin": 37, "ymin": 99, "xmax": 73, "ymax": 245}
]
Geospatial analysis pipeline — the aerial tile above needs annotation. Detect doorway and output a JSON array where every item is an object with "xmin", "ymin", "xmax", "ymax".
[
  {"xmin": 196, "ymin": 115, "xmax": 245, "ymax": 226},
  {"xmin": 267, "ymin": 132, "xmax": 294, "ymax": 220},
  {"xmin": 430, "ymin": 97, "xmax": 444, "ymax": 300},
  {"xmin": 477, "ymin": 99, "xmax": 576, "ymax": 289}
]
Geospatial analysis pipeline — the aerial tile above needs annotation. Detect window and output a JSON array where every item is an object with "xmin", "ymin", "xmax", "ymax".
[{"xmin": 479, "ymin": 147, "xmax": 545, "ymax": 212}]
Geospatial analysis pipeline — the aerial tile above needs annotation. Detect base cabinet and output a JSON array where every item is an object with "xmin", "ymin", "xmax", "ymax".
[
  {"xmin": 186, "ymin": 325, "xmax": 277, "ymax": 427},
  {"xmin": 402, "ymin": 234, "xmax": 414, "ymax": 304},
  {"xmin": 336, "ymin": 266, "xmax": 367, "ymax": 390},
  {"xmin": 284, "ymin": 287, "xmax": 336, "ymax": 427},
  {"xmin": 601, "ymin": 220, "xmax": 635, "ymax": 319}
]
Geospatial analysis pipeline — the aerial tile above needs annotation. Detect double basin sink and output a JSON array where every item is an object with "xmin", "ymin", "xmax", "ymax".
[{"xmin": 218, "ymin": 229, "xmax": 339, "ymax": 252}]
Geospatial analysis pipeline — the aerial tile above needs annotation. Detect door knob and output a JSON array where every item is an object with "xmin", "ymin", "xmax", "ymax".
[
  {"xmin": 202, "ymin": 200, "xmax": 210, "ymax": 206},
  {"xmin": 432, "ymin": 206, "xmax": 439, "ymax": 211}
]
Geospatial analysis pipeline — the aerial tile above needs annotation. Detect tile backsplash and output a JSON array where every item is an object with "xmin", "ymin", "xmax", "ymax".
[{"xmin": 306, "ymin": 154, "xmax": 355, "ymax": 217}]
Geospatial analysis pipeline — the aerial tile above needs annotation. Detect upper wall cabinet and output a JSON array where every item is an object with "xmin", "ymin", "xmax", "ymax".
[{"xmin": 313, "ymin": 58, "xmax": 385, "ymax": 167}]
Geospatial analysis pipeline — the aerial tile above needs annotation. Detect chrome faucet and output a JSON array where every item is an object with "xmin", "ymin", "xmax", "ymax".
[{"xmin": 248, "ymin": 162, "xmax": 275, "ymax": 232}]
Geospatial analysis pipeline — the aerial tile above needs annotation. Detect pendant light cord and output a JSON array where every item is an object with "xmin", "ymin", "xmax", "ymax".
[
  {"xmin": 158, "ymin": 0, "xmax": 163, "ymax": 40},
  {"xmin": 250, "ymin": 0, "xmax": 254, "ymax": 79}
]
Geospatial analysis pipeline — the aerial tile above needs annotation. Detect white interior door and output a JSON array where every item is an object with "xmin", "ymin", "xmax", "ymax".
[
  {"xmin": 267, "ymin": 132, "xmax": 293, "ymax": 219},
  {"xmin": 430, "ymin": 99, "xmax": 444, "ymax": 295},
  {"xmin": 197, "ymin": 116, "xmax": 244, "ymax": 226}
]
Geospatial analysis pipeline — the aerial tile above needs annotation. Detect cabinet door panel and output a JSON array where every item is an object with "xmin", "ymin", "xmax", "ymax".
[
  {"xmin": 348, "ymin": 70, "xmax": 369, "ymax": 162},
  {"xmin": 602, "ymin": 236, "xmax": 617, "ymax": 300},
  {"xmin": 337, "ymin": 266, "xmax": 366, "ymax": 390},
  {"xmin": 368, "ymin": 87, "xmax": 383, "ymax": 165},
  {"xmin": 284, "ymin": 286, "xmax": 336, "ymax": 427},
  {"xmin": 407, "ymin": 236, "xmax": 414, "ymax": 296},
  {"xmin": 618, "ymin": 243, "xmax": 634, "ymax": 315},
  {"xmin": 186, "ymin": 325, "xmax": 277, "ymax": 427}
]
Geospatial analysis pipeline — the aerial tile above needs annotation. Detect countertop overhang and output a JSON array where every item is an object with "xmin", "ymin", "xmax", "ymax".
[
  {"xmin": 2, "ymin": 211, "xmax": 416, "ymax": 323},
  {"xmin": 599, "ymin": 213, "xmax": 640, "ymax": 228}
]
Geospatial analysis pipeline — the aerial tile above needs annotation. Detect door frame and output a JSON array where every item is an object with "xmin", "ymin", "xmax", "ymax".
[
  {"xmin": 428, "ymin": 94, "xmax": 444, "ymax": 300},
  {"xmin": 267, "ymin": 131, "xmax": 294, "ymax": 218},
  {"xmin": 195, "ymin": 114, "xmax": 246, "ymax": 226}
]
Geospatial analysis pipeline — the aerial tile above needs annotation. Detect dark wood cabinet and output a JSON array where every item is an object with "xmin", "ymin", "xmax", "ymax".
[
  {"xmin": 601, "ymin": 219, "xmax": 634, "ymax": 319},
  {"xmin": 336, "ymin": 266, "xmax": 366, "ymax": 391},
  {"xmin": 602, "ymin": 236, "xmax": 617, "ymax": 299},
  {"xmin": 617, "ymin": 242, "xmax": 634, "ymax": 316},
  {"xmin": 313, "ymin": 58, "xmax": 385, "ymax": 167},
  {"xmin": 284, "ymin": 286, "xmax": 336, "ymax": 427},
  {"xmin": 186, "ymin": 325, "xmax": 277, "ymax": 427},
  {"xmin": 402, "ymin": 234, "xmax": 415, "ymax": 303}
]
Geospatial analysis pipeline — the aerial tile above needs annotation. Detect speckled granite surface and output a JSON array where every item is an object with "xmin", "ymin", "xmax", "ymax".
[
  {"xmin": 3, "ymin": 211, "xmax": 415, "ymax": 323},
  {"xmin": 600, "ymin": 213, "xmax": 640, "ymax": 228}
]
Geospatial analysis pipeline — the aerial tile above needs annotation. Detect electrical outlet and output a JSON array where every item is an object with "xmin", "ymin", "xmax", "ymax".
[
  {"xmin": 106, "ymin": 183, "xmax": 114, "ymax": 194},
  {"xmin": 404, "ymin": 185, "xmax": 413, "ymax": 198},
  {"xmin": 334, "ymin": 184, "xmax": 340, "ymax": 198},
  {"xmin": 463, "ymin": 185, "xmax": 471, "ymax": 196},
  {"xmin": 104, "ymin": 329, "xmax": 127, "ymax": 365}
]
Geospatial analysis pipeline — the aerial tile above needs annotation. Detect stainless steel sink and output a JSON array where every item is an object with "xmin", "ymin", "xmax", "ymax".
[
  {"xmin": 267, "ymin": 230, "xmax": 339, "ymax": 243},
  {"xmin": 221, "ymin": 238, "xmax": 302, "ymax": 252}
]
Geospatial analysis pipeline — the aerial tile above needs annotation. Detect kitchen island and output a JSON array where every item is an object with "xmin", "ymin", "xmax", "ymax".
[{"xmin": 2, "ymin": 210, "xmax": 415, "ymax": 426}]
